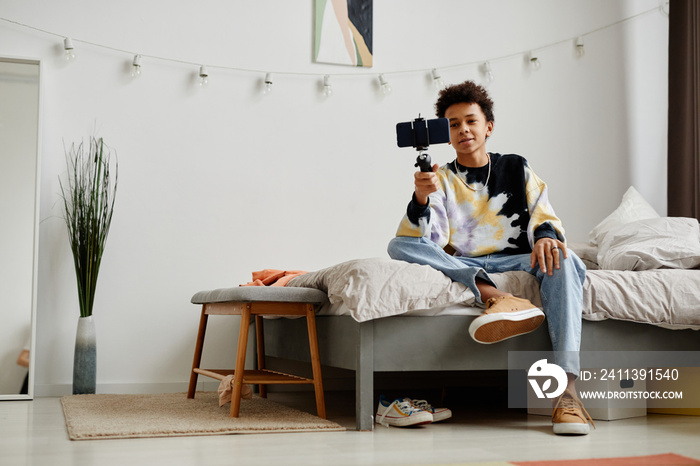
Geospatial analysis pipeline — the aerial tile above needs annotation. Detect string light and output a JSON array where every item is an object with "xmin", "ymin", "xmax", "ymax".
[
  {"xmin": 482, "ymin": 61, "xmax": 494, "ymax": 84},
  {"xmin": 431, "ymin": 69, "xmax": 445, "ymax": 90},
  {"xmin": 263, "ymin": 72, "xmax": 273, "ymax": 95},
  {"xmin": 322, "ymin": 74, "xmax": 332, "ymax": 98},
  {"xmin": 575, "ymin": 36, "xmax": 585, "ymax": 58},
  {"xmin": 0, "ymin": 7, "xmax": 664, "ymax": 96},
  {"xmin": 63, "ymin": 37, "xmax": 76, "ymax": 61},
  {"xmin": 131, "ymin": 54, "xmax": 142, "ymax": 77},
  {"xmin": 378, "ymin": 74, "xmax": 392, "ymax": 95},
  {"xmin": 528, "ymin": 52, "xmax": 541, "ymax": 70},
  {"xmin": 198, "ymin": 65, "xmax": 209, "ymax": 87}
]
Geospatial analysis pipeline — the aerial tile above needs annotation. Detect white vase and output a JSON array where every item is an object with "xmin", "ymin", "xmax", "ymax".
[{"xmin": 73, "ymin": 315, "xmax": 96, "ymax": 395}]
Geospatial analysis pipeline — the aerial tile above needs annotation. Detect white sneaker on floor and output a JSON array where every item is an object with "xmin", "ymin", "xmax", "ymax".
[
  {"xmin": 375, "ymin": 395, "xmax": 433, "ymax": 427},
  {"xmin": 403, "ymin": 398, "xmax": 452, "ymax": 422}
]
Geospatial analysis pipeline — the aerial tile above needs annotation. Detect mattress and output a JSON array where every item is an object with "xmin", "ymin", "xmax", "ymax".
[{"xmin": 289, "ymin": 252, "xmax": 700, "ymax": 330}]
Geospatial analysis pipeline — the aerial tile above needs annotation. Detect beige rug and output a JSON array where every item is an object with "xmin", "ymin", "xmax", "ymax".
[{"xmin": 61, "ymin": 391, "xmax": 345, "ymax": 440}]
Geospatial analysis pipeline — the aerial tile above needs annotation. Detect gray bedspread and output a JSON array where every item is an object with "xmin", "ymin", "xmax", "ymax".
[{"xmin": 288, "ymin": 257, "xmax": 700, "ymax": 330}]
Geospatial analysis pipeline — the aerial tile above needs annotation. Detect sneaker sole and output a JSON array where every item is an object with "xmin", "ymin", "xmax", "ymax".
[
  {"xmin": 375, "ymin": 411, "xmax": 433, "ymax": 427},
  {"xmin": 553, "ymin": 422, "xmax": 590, "ymax": 435},
  {"xmin": 431, "ymin": 410, "xmax": 452, "ymax": 422},
  {"xmin": 469, "ymin": 308, "xmax": 545, "ymax": 344}
]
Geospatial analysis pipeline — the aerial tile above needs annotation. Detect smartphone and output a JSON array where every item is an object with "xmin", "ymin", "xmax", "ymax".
[{"xmin": 396, "ymin": 117, "xmax": 450, "ymax": 149}]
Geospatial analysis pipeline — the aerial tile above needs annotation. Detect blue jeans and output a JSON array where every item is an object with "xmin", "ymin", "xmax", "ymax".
[{"xmin": 387, "ymin": 236, "xmax": 586, "ymax": 376}]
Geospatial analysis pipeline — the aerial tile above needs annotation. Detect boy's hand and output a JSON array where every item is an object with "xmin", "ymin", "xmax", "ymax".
[
  {"xmin": 414, "ymin": 164, "xmax": 440, "ymax": 206},
  {"xmin": 531, "ymin": 238, "xmax": 568, "ymax": 276}
]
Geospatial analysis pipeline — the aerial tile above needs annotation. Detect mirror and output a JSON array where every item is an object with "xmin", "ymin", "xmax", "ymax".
[{"xmin": 0, "ymin": 57, "xmax": 40, "ymax": 400}]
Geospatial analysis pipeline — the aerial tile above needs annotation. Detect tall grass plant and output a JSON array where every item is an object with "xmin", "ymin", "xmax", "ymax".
[{"xmin": 59, "ymin": 137, "xmax": 118, "ymax": 318}]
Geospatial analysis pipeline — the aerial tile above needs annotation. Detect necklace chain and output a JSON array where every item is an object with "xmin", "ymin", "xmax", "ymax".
[{"xmin": 455, "ymin": 153, "xmax": 491, "ymax": 191}]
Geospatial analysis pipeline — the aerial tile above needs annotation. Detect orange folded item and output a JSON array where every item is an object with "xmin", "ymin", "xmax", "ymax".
[{"xmin": 240, "ymin": 269, "xmax": 307, "ymax": 287}]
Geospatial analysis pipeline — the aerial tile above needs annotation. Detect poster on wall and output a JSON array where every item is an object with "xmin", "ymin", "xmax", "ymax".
[{"xmin": 314, "ymin": 0, "xmax": 373, "ymax": 67}]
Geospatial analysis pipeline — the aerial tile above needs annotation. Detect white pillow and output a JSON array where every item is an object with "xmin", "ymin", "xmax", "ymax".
[
  {"xmin": 597, "ymin": 217, "xmax": 700, "ymax": 271},
  {"xmin": 588, "ymin": 186, "xmax": 660, "ymax": 246},
  {"xmin": 288, "ymin": 257, "xmax": 476, "ymax": 322}
]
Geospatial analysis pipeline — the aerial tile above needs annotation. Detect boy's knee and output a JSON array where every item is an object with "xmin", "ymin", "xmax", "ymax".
[
  {"xmin": 388, "ymin": 236, "xmax": 426, "ymax": 260},
  {"xmin": 555, "ymin": 251, "xmax": 586, "ymax": 284},
  {"xmin": 388, "ymin": 236, "xmax": 413, "ymax": 259}
]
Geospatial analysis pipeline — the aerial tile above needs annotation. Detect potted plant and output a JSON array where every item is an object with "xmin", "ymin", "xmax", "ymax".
[{"xmin": 59, "ymin": 136, "xmax": 117, "ymax": 395}]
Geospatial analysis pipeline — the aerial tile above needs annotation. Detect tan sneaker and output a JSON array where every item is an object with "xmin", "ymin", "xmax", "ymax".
[
  {"xmin": 552, "ymin": 389, "xmax": 595, "ymax": 435},
  {"xmin": 468, "ymin": 296, "xmax": 545, "ymax": 344}
]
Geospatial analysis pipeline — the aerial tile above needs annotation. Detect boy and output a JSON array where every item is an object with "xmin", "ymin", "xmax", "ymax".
[{"xmin": 387, "ymin": 80, "xmax": 592, "ymax": 435}]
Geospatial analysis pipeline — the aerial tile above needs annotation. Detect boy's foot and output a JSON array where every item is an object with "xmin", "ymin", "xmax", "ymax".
[
  {"xmin": 403, "ymin": 398, "xmax": 452, "ymax": 422},
  {"xmin": 376, "ymin": 395, "xmax": 433, "ymax": 427},
  {"xmin": 552, "ymin": 389, "xmax": 595, "ymax": 435},
  {"xmin": 468, "ymin": 296, "xmax": 544, "ymax": 344}
]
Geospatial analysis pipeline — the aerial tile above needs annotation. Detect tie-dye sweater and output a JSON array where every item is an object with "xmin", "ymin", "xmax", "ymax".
[{"xmin": 396, "ymin": 153, "xmax": 565, "ymax": 257}]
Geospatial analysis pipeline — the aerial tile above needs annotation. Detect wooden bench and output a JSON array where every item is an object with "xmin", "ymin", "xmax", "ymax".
[{"xmin": 187, "ymin": 286, "xmax": 329, "ymax": 418}]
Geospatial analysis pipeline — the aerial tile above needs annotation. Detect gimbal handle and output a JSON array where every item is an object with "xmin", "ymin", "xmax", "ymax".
[{"xmin": 415, "ymin": 151, "xmax": 432, "ymax": 172}]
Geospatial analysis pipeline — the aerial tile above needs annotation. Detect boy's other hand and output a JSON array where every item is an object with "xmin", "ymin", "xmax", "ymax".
[
  {"xmin": 414, "ymin": 164, "xmax": 440, "ymax": 206},
  {"xmin": 531, "ymin": 238, "xmax": 568, "ymax": 276}
]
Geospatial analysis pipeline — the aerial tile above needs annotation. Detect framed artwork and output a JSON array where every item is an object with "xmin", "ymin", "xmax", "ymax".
[{"xmin": 314, "ymin": 0, "xmax": 373, "ymax": 67}]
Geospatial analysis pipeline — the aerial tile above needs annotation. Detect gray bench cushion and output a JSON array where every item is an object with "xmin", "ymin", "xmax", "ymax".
[{"xmin": 191, "ymin": 286, "xmax": 329, "ymax": 305}]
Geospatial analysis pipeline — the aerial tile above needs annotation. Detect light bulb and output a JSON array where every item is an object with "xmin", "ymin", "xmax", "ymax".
[
  {"xmin": 482, "ymin": 62, "xmax": 494, "ymax": 84},
  {"xmin": 131, "ymin": 55, "xmax": 142, "ymax": 78},
  {"xmin": 378, "ymin": 74, "xmax": 392, "ymax": 96},
  {"xmin": 63, "ymin": 37, "xmax": 76, "ymax": 61},
  {"xmin": 529, "ymin": 52, "xmax": 541, "ymax": 70},
  {"xmin": 199, "ymin": 65, "xmax": 209, "ymax": 87},
  {"xmin": 575, "ymin": 36, "xmax": 585, "ymax": 58},
  {"xmin": 322, "ymin": 75, "xmax": 333, "ymax": 98},
  {"xmin": 431, "ymin": 69, "xmax": 445, "ymax": 90},
  {"xmin": 263, "ymin": 73, "xmax": 273, "ymax": 96}
]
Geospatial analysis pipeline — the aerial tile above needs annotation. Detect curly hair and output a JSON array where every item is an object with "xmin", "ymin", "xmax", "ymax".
[{"xmin": 435, "ymin": 80, "xmax": 494, "ymax": 122}]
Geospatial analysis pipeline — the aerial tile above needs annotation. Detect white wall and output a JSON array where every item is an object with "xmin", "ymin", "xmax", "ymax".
[{"xmin": 0, "ymin": 0, "xmax": 668, "ymax": 395}]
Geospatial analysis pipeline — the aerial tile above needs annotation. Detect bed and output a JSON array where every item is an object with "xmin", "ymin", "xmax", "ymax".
[{"xmin": 262, "ymin": 188, "xmax": 700, "ymax": 430}]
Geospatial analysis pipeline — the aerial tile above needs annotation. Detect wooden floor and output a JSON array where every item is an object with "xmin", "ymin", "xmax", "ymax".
[{"xmin": 2, "ymin": 390, "xmax": 700, "ymax": 466}]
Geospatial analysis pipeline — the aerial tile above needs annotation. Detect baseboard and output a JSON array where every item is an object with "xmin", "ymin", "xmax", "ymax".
[
  {"xmin": 34, "ymin": 366, "xmax": 510, "ymax": 397},
  {"xmin": 35, "ymin": 381, "xmax": 220, "ymax": 397}
]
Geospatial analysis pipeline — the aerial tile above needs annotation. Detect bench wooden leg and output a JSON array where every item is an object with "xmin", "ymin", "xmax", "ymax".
[
  {"xmin": 255, "ymin": 315, "xmax": 267, "ymax": 398},
  {"xmin": 230, "ymin": 306, "xmax": 251, "ymax": 417},
  {"xmin": 306, "ymin": 305, "xmax": 326, "ymax": 419},
  {"xmin": 187, "ymin": 307, "xmax": 209, "ymax": 399}
]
